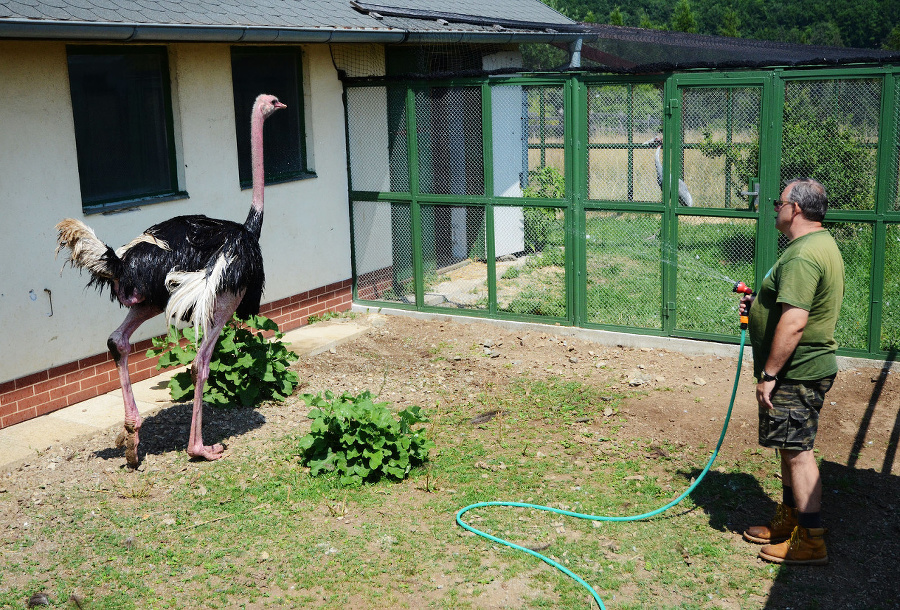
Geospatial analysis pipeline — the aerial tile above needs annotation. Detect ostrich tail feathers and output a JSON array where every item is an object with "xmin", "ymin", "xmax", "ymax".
[
  {"xmin": 164, "ymin": 253, "xmax": 233, "ymax": 340},
  {"xmin": 55, "ymin": 218, "xmax": 122, "ymax": 280}
]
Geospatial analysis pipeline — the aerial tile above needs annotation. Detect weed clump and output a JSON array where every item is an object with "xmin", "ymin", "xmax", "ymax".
[
  {"xmin": 148, "ymin": 314, "xmax": 300, "ymax": 407},
  {"xmin": 298, "ymin": 390, "xmax": 434, "ymax": 485}
]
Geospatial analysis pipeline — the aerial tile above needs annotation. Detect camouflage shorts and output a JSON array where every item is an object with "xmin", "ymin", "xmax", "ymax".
[{"xmin": 758, "ymin": 375, "xmax": 835, "ymax": 451}]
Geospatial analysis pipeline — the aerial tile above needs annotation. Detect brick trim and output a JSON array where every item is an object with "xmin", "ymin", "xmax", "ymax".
[{"xmin": 0, "ymin": 279, "xmax": 352, "ymax": 429}]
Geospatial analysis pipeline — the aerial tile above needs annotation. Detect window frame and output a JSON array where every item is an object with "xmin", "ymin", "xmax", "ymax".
[
  {"xmin": 66, "ymin": 45, "xmax": 183, "ymax": 214},
  {"xmin": 230, "ymin": 46, "xmax": 313, "ymax": 188}
]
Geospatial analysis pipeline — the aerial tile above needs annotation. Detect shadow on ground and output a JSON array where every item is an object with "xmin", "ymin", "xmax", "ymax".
[
  {"xmin": 690, "ymin": 465, "xmax": 900, "ymax": 610},
  {"xmin": 682, "ymin": 353, "xmax": 900, "ymax": 609},
  {"xmin": 93, "ymin": 400, "xmax": 266, "ymax": 464}
]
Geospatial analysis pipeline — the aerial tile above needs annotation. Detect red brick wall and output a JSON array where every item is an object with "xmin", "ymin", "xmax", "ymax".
[
  {"xmin": 0, "ymin": 279, "xmax": 352, "ymax": 429},
  {"xmin": 356, "ymin": 266, "xmax": 397, "ymax": 301}
]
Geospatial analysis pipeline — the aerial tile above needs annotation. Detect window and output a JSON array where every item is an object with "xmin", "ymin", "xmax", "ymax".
[
  {"xmin": 67, "ymin": 46, "xmax": 178, "ymax": 210},
  {"xmin": 231, "ymin": 47, "xmax": 309, "ymax": 186}
]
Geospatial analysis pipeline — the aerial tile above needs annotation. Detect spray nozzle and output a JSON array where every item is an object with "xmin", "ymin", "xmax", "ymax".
[
  {"xmin": 733, "ymin": 282, "xmax": 753, "ymax": 330},
  {"xmin": 733, "ymin": 281, "xmax": 753, "ymax": 295}
]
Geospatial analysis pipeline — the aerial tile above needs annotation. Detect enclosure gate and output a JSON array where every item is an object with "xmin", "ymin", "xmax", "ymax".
[{"xmin": 346, "ymin": 67, "xmax": 900, "ymax": 359}]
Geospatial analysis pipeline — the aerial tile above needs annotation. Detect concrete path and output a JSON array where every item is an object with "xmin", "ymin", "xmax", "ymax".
[{"xmin": 0, "ymin": 319, "xmax": 370, "ymax": 471}]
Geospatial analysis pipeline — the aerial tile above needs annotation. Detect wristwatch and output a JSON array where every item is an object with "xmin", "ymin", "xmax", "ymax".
[{"xmin": 761, "ymin": 370, "xmax": 778, "ymax": 382}]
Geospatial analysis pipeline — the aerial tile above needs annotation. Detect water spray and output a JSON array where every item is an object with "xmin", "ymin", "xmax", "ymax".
[{"xmin": 456, "ymin": 283, "xmax": 752, "ymax": 609}]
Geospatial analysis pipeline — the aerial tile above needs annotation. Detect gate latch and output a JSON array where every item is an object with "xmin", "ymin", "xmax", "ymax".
[{"xmin": 740, "ymin": 180, "xmax": 760, "ymax": 210}]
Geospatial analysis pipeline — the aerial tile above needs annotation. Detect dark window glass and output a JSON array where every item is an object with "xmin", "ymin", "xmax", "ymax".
[
  {"xmin": 67, "ymin": 47, "xmax": 176, "ymax": 208},
  {"xmin": 231, "ymin": 48, "xmax": 308, "ymax": 185}
]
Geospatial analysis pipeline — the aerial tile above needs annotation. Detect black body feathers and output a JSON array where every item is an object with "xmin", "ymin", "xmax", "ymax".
[{"xmin": 111, "ymin": 214, "xmax": 264, "ymax": 319}]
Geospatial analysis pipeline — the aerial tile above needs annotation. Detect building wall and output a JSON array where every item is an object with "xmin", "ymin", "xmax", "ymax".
[{"xmin": 0, "ymin": 41, "xmax": 353, "ymax": 427}]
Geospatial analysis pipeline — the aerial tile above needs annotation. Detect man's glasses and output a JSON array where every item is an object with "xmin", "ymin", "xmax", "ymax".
[{"xmin": 774, "ymin": 199, "xmax": 797, "ymax": 211}]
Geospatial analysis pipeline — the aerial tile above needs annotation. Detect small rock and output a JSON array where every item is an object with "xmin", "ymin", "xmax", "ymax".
[
  {"xmin": 27, "ymin": 593, "xmax": 49, "ymax": 608},
  {"xmin": 569, "ymin": 357, "xmax": 578, "ymax": 364},
  {"xmin": 693, "ymin": 377, "xmax": 707, "ymax": 386}
]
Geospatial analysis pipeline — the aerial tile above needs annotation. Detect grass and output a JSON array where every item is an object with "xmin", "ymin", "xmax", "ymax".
[{"xmin": 0, "ymin": 363, "xmax": 801, "ymax": 608}]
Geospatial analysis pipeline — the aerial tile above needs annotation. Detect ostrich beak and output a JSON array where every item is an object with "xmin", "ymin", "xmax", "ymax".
[
  {"xmin": 642, "ymin": 137, "xmax": 659, "ymax": 146},
  {"xmin": 275, "ymin": 101, "xmax": 287, "ymax": 110}
]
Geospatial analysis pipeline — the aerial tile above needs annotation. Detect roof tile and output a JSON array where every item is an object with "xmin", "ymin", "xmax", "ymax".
[{"xmin": 1, "ymin": 0, "xmax": 575, "ymax": 33}]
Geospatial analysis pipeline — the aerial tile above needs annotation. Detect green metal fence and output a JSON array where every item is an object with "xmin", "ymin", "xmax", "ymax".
[{"xmin": 346, "ymin": 66, "xmax": 900, "ymax": 360}]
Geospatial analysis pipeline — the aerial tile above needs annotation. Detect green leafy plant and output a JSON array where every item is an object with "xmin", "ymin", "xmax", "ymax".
[
  {"xmin": 523, "ymin": 165, "xmax": 565, "ymax": 199},
  {"xmin": 147, "ymin": 314, "xmax": 300, "ymax": 407},
  {"xmin": 298, "ymin": 390, "xmax": 434, "ymax": 485}
]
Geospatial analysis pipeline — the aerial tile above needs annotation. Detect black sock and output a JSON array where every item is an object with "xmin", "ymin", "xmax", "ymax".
[
  {"xmin": 782, "ymin": 486, "xmax": 796, "ymax": 508},
  {"xmin": 799, "ymin": 512, "xmax": 822, "ymax": 529}
]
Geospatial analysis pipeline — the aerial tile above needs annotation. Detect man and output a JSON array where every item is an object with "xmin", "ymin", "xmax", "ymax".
[{"xmin": 738, "ymin": 177, "xmax": 844, "ymax": 565}]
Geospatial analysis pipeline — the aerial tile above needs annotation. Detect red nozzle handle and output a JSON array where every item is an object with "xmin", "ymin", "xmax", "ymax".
[{"xmin": 733, "ymin": 281, "xmax": 753, "ymax": 295}]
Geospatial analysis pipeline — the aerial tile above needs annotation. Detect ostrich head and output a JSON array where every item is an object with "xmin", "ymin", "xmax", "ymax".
[
  {"xmin": 642, "ymin": 134, "xmax": 663, "ymax": 147},
  {"xmin": 255, "ymin": 94, "xmax": 287, "ymax": 119}
]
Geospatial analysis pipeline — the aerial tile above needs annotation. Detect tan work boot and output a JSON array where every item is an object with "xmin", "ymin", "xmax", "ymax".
[
  {"xmin": 758, "ymin": 526, "xmax": 828, "ymax": 565},
  {"xmin": 743, "ymin": 503, "xmax": 798, "ymax": 544}
]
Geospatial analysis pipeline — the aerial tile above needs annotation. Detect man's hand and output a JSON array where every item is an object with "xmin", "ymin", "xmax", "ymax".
[
  {"xmin": 756, "ymin": 379, "xmax": 777, "ymax": 410},
  {"xmin": 739, "ymin": 294, "xmax": 755, "ymax": 316}
]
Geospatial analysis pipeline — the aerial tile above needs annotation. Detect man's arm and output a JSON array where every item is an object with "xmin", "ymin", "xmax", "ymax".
[{"xmin": 757, "ymin": 304, "xmax": 809, "ymax": 410}]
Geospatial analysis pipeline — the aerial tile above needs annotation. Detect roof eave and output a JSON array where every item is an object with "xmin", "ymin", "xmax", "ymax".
[{"xmin": 0, "ymin": 20, "xmax": 583, "ymax": 44}]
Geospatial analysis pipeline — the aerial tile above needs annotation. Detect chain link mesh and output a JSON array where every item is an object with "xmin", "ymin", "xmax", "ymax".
[
  {"xmin": 353, "ymin": 201, "xmax": 413, "ymax": 304},
  {"xmin": 415, "ymin": 87, "xmax": 484, "ymax": 196},
  {"xmin": 682, "ymin": 87, "xmax": 761, "ymax": 209},
  {"xmin": 345, "ymin": 71, "xmax": 896, "ymax": 356},
  {"xmin": 491, "ymin": 84, "xmax": 528, "ymax": 198},
  {"xmin": 895, "ymin": 78, "xmax": 900, "ymax": 212},
  {"xmin": 496, "ymin": 206, "xmax": 567, "ymax": 317},
  {"xmin": 346, "ymin": 86, "xmax": 410, "ymax": 192},
  {"xmin": 781, "ymin": 79, "xmax": 880, "ymax": 211},
  {"xmin": 675, "ymin": 217, "xmax": 755, "ymax": 335},
  {"xmin": 587, "ymin": 83, "xmax": 662, "ymax": 202},
  {"xmin": 883, "ymin": 224, "xmax": 900, "ymax": 350},
  {"xmin": 826, "ymin": 222, "xmax": 872, "ymax": 351},
  {"xmin": 585, "ymin": 212, "xmax": 662, "ymax": 328},
  {"xmin": 420, "ymin": 205, "xmax": 488, "ymax": 309},
  {"xmin": 523, "ymin": 86, "xmax": 565, "ymax": 198}
]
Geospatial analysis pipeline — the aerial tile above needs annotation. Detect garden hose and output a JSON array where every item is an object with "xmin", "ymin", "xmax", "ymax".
[{"xmin": 455, "ymin": 328, "xmax": 747, "ymax": 609}]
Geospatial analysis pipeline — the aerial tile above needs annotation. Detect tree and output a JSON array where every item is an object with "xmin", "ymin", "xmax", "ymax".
[
  {"xmin": 609, "ymin": 6, "xmax": 625, "ymax": 26},
  {"xmin": 671, "ymin": 0, "xmax": 698, "ymax": 33},
  {"xmin": 803, "ymin": 21, "xmax": 844, "ymax": 46},
  {"xmin": 882, "ymin": 23, "xmax": 900, "ymax": 49},
  {"xmin": 719, "ymin": 7, "xmax": 741, "ymax": 37}
]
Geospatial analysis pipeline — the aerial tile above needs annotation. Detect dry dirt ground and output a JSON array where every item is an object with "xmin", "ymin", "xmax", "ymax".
[{"xmin": 2, "ymin": 313, "xmax": 899, "ymax": 608}]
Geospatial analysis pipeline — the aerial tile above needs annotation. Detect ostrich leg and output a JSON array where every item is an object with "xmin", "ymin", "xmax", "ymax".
[
  {"xmin": 109, "ymin": 304, "xmax": 163, "ymax": 467},
  {"xmin": 187, "ymin": 291, "xmax": 245, "ymax": 461}
]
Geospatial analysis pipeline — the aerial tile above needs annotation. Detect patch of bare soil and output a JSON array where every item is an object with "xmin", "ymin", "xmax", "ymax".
[{"xmin": 1, "ymin": 313, "xmax": 898, "ymax": 608}]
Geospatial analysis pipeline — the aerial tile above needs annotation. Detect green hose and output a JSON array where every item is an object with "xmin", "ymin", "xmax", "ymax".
[{"xmin": 455, "ymin": 329, "xmax": 747, "ymax": 609}]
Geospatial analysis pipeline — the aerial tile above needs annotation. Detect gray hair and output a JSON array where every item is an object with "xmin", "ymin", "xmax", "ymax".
[{"xmin": 784, "ymin": 177, "xmax": 828, "ymax": 222}]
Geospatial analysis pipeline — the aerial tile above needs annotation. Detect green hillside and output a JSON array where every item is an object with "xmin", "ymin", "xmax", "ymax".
[{"xmin": 543, "ymin": 0, "xmax": 900, "ymax": 49}]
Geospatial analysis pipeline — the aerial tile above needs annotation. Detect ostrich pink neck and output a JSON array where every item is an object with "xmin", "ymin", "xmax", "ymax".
[{"xmin": 246, "ymin": 108, "xmax": 266, "ymax": 237}]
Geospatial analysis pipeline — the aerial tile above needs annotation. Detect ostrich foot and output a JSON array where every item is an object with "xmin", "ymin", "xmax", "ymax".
[
  {"xmin": 115, "ymin": 422, "xmax": 140, "ymax": 467},
  {"xmin": 187, "ymin": 443, "xmax": 226, "ymax": 461}
]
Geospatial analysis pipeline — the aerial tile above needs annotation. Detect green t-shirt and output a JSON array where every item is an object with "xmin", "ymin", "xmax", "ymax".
[{"xmin": 748, "ymin": 229, "xmax": 844, "ymax": 380}]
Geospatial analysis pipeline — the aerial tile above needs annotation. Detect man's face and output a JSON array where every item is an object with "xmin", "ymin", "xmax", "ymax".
[{"xmin": 775, "ymin": 185, "xmax": 798, "ymax": 234}]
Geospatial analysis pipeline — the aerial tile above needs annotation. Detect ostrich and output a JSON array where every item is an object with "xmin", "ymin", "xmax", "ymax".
[
  {"xmin": 56, "ymin": 93, "xmax": 286, "ymax": 467},
  {"xmin": 643, "ymin": 135, "xmax": 694, "ymax": 207}
]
